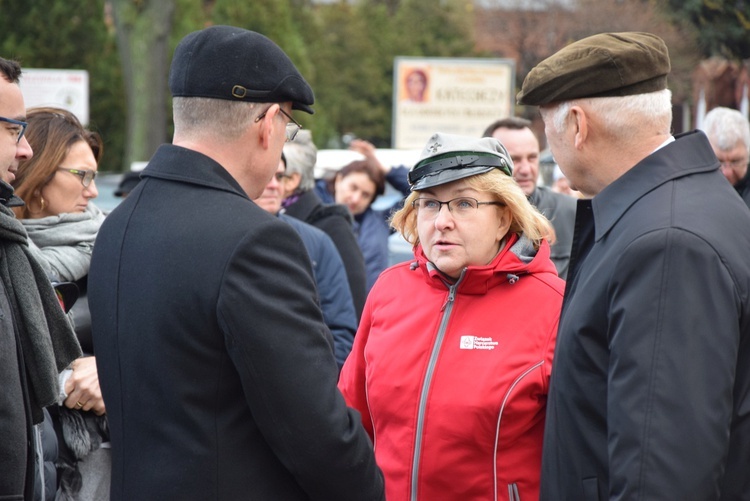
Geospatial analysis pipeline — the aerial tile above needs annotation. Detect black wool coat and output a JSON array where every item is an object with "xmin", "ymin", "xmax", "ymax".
[
  {"xmin": 89, "ymin": 144, "xmax": 384, "ymax": 501},
  {"xmin": 541, "ymin": 131, "xmax": 750, "ymax": 500}
]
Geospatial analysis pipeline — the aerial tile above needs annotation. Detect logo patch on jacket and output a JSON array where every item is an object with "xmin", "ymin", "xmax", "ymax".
[{"xmin": 459, "ymin": 335, "xmax": 498, "ymax": 350}]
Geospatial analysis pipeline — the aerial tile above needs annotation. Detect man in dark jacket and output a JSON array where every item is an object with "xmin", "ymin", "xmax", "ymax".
[
  {"xmin": 518, "ymin": 32, "xmax": 750, "ymax": 499},
  {"xmin": 483, "ymin": 117, "xmax": 576, "ymax": 279},
  {"xmin": 89, "ymin": 26, "xmax": 383, "ymax": 501},
  {"xmin": 0, "ymin": 57, "xmax": 81, "ymax": 501},
  {"xmin": 701, "ymin": 106, "xmax": 750, "ymax": 209},
  {"xmin": 257, "ymin": 155, "xmax": 357, "ymax": 369}
]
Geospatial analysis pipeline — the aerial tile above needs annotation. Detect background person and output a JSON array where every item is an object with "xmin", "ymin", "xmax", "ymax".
[
  {"xmin": 316, "ymin": 139, "xmax": 411, "ymax": 292},
  {"xmin": 483, "ymin": 117, "xmax": 576, "ymax": 279},
  {"xmin": 339, "ymin": 132, "xmax": 564, "ymax": 500},
  {"xmin": 317, "ymin": 159, "xmax": 387, "ymax": 292},
  {"xmin": 701, "ymin": 106, "xmax": 750, "ymax": 208},
  {"xmin": 89, "ymin": 26, "xmax": 383, "ymax": 501},
  {"xmin": 12, "ymin": 107, "xmax": 109, "ymax": 501},
  {"xmin": 0, "ymin": 57, "xmax": 81, "ymax": 501},
  {"xmin": 281, "ymin": 130, "xmax": 367, "ymax": 319},
  {"xmin": 551, "ymin": 164, "xmax": 579, "ymax": 198},
  {"xmin": 517, "ymin": 31, "xmax": 750, "ymax": 499},
  {"xmin": 256, "ymin": 155, "xmax": 357, "ymax": 369}
]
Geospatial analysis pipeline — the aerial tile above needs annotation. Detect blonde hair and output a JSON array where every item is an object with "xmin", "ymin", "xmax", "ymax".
[{"xmin": 391, "ymin": 169, "xmax": 555, "ymax": 248}]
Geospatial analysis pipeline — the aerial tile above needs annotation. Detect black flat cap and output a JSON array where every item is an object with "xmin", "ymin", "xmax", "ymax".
[
  {"xmin": 169, "ymin": 25, "xmax": 314, "ymax": 114},
  {"xmin": 517, "ymin": 32, "xmax": 670, "ymax": 106}
]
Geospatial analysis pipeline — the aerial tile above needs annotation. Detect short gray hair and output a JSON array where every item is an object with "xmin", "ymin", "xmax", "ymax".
[
  {"xmin": 282, "ymin": 129, "xmax": 317, "ymax": 192},
  {"xmin": 702, "ymin": 106, "xmax": 750, "ymax": 155},
  {"xmin": 549, "ymin": 89, "xmax": 673, "ymax": 140},
  {"xmin": 173, "ymin": 97, "xmax": 262, "ymax": 142}
]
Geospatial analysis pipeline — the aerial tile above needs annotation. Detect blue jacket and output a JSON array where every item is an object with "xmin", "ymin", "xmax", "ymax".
[{"xmin": 280, "ymin": 214, "xmax": 356, "ymax": 368}]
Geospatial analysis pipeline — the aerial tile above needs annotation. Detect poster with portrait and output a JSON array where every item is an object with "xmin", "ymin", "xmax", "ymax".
[
  {"xmin": 393, "ymin": 57, "xmax": 515, "ymax": 149},
  {"xmin": 19, "ymin": 69, "xmax": 90, "ymax": 125}
]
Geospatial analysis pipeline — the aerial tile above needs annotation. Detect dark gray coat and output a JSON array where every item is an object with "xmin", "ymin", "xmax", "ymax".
[
  {"xmin": 541, "ymin": 131, "xmax": 750, "ymax": 500},
  {"xmin": 89, "ymin": 144, "xmax": 383, "ymax": 501},
  {"xmin": 529, "ymin": 185, "xmax": 576, "ymax": 280}
]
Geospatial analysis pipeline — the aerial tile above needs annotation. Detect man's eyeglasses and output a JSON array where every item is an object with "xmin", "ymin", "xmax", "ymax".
[
  {"xmin": 57, "ymin": 167, "xmax": 97, "ymax": 188},
  {"xmin": 0, "ymin": 116, "xmax": 28, "ymax": 144},
  {"xmin": 719, "ymin": 158, "xmax": 748, "ymax": 170},
  {"xmin": 254, "ymin": 106, "xmax": 302, "ymax": 142},
  {"xmin": 412, "ymin": 197, "xmax": 505, "ymax": 219}
]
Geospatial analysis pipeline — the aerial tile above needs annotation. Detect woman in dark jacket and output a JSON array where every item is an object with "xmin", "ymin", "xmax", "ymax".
[{"xmin": 13, "ymin": 107, "xmax": 109, "ymax": 501}]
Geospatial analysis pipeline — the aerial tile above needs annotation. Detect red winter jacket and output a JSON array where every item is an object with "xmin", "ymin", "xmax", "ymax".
[{"xmin": 339, "ymin": 233, "xmax": 564, "ymax": 501}]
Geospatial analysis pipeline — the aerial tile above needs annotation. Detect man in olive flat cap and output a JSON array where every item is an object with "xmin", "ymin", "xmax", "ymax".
[
  {"xmin": 89, "ymin": 26, "xmax": 384, "ymax": 501},
  {"xmin": 520, "ymin": 32, "xmax": 750, "ymax": 499}
]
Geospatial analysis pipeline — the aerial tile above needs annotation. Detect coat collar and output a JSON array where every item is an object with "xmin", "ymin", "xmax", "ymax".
[
  {"xmin": 283, "ymin": 189, "xmax": 321, "ymax": 221},
  {"xmin": 413, "ymin": 232, "xmax": 557, "ymax": 294},
  {"xmin": 140, "ymin": 144, "xmax": 249, "ymax": 200},
  {"xmin": 591, "ymin": 130, "xmax": 718, "ymax": 241},
  {"xmin": 0, "ymin": 180, "xmax": 24, "ymax": 208}
]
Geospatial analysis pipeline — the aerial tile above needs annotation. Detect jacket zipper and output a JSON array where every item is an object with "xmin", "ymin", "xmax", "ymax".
[
  {"xmin": 411, "ymin": 274, "xmax": 463, "ymax": 501},
  {"xmin": 508, "ymin": 482, "xmax": 520, "ymax": 501},
  {"xmin": 494, "ymin": 362, "xmax": 543, "ymax": 501}
]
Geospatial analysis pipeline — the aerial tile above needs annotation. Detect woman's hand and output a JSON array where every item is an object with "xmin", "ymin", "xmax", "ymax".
[
  {"xmin": 64, "ymin": 356, "xmax": 106, "ymax": 415},
  {"xmin": 350, "ymin": 139, "xmax": 391, "ymax": 174}
]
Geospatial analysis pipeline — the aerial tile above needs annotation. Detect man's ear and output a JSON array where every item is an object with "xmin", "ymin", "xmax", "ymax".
[
  {"xmin": 259, "ymin": 104, "xmax": 280, "ymax": 150},
  {"xmin": 570, "ymin": 105, "xmax": 588, "ymax": 150}
]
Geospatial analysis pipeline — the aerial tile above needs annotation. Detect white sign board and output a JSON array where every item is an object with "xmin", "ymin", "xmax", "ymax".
[
  {"xmin": 18, "ymin": 69, "xmax": 89, "ymax": 125},
  {"xmin": 392, "ymin": 57, "xmax": 514, "ymax": 149}
]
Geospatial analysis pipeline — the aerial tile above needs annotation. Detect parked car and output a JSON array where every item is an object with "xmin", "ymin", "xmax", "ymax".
[{"xmin": 94, "ymin": 172, "xmax": 124, "ymax": 213}]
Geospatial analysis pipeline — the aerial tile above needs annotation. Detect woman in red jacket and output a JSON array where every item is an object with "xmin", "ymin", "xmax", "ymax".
[{"xmin": 339, "ymin": 132, "xmax": 565, "ymax": 501}]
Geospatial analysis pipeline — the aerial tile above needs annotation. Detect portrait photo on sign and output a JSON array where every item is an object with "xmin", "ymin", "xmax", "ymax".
[{"xmin": 402, "ymin": 68, "xmax": 429, "ymax": 103}]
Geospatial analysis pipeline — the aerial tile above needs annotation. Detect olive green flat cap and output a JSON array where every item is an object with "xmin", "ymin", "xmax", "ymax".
[{"xmin": 517, "ymin": 32, "xmax": 670, "ymax": 106}]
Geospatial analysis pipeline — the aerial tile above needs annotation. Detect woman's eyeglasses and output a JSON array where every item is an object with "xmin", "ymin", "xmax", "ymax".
[
  {"xmin": 57, "ymin": 167, "xmax": 98, "ymax": 188},
  {"xmin": 412, "ymin": 197, "xmax": 504, "ymax": 219}
]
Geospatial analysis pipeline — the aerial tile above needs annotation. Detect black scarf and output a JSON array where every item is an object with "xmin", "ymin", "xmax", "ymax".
[{"xmin": 0, "ymin": 186, "xmax": 81, "ymax": 423}]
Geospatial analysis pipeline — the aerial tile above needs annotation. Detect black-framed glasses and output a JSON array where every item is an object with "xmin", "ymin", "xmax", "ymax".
[
  {"xmin": 412, "ymin": 197, "xmax": 505, "ymax": 219},
  {"xmin": 57, "ymin": 167, "xmax": 97, "ymax": 188},
  {"xmin": 254, "ymin": 106, "xmax": 302, "ymax": 142},
  {"xmin": 0, "ymin": 116, "xmax": 27, "ymax": 144}
]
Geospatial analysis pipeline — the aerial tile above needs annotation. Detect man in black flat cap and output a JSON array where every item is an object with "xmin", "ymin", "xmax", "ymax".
[
  {"xmin": 88, "ymin": 26, "xmax": 383, "ymax": 501},
  {"xmin": 519, "ymin": 32, "xmax": 750, "ymax": 499}
]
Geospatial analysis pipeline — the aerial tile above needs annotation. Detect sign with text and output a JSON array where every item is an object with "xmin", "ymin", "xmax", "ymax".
[
  {"xmin": 392, "ymin": 57, "xmax": 514, "ymax": 149},
  {"xmin": 19, "ymin": 69, "xmax": 89, "ymax": 125}
]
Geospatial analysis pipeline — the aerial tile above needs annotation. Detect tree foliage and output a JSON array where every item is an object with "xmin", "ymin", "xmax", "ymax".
[
  {"xmin": 658, "ymin": 0, "xmax": 750, "ymax": 60},
  {"xmin": 110, "ymin": 0, "xmax": 175, "ymax": 170},
  {"xmin": 0, "ymin": 0, "xmax": 125, "ymax": 172}
]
